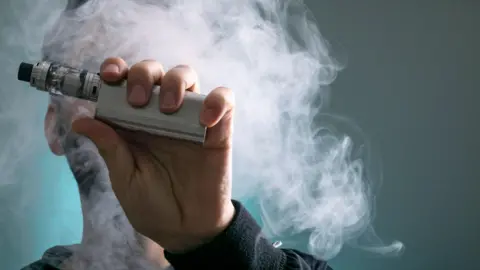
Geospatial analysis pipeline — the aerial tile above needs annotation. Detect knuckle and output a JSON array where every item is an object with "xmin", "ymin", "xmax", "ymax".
[
  {"xmin": 165, "ymin": 67, "xmax": 181, "ymax": 78},
  {"xmin": 101, "ymin": 57, "xmax": 124, "ymax": 68},
  {"xmin": 174, "ymin": 64, "xmax": 192, "ymax": 70},
  {"xmin": 213, "ymin": 86, "xmax": 233, "ymax": 98},
  {"xmin": 164, "ymin": 65, "xmax": 197, "ymax": 87},
  {"xmin": 167, "ymin": 65, "xmax": 192, "ymax": 77},
  {"xmin": 214, "ymin": 87, "xmax": 235, "ymax": 106},
  {"xmin": 130, "ymin": 62, "xmax": 151, "ymax": 79},
  {"xmin": 165, "ymin": 71, "xmax": 185, "ymax": 84},
  {"xmin": 140, "ymin": 59, "xmax": 157, "ymax": 63},
  {"xmin": 214, "ymin": 86, "xmax": 231, "ymax": 92},
  {"xmin": 130, "ymin": 61, "xmax": 150, "ymax": 72},
  {"xmin": 130, "ymin": 60, "xmax": 165, "ymax": 80},
  {"xmin": 142, "ymin": 59, "xmax": 165, "ymax": 72}
]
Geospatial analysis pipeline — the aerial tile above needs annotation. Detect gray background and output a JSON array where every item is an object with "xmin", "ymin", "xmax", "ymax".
[
  {"xmin": 307, "ymin": 1, "xmax": 479, "ymax": 269},
  {"xmin": 0, "ymin": 0, "xmax": 479, "ymax": 269}
]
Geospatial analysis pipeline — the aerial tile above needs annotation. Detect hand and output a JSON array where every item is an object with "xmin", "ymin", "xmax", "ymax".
[{"xmin": 72, "ymin": 57, "xmax": 236, "ymax": 252}]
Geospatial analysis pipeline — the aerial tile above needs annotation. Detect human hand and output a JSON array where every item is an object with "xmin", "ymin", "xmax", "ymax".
[{"xmin": 71, "ymin": 57, "xmax": 236, "ymax": 252}]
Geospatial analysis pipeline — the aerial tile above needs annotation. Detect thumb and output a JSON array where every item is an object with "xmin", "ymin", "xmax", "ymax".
[
  {"xmin": 200, "ymin": 87, "xmax": 235, "ymax": 149},
  {"xmin": 72, "ymin": 118, "xmax": 134, "ymax": 187}
]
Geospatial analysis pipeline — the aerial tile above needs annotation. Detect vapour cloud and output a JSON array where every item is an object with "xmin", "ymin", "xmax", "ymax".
[{"xmin": 0, "ymin": 0, "xmax": 403, "ymax": 268}]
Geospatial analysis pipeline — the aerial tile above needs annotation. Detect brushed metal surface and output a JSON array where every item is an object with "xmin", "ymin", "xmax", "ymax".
[{"xmin": 95, "ymin": 82, "xmax": 207, "ymax": 144}]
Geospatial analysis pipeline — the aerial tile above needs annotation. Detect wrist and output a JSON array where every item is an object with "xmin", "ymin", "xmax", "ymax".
[{"xmin": 164, "ymin": 201, "xmax": 236, "ymax": 253}]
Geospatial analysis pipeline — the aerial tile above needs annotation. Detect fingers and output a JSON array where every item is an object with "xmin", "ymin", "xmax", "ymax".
[
  {"xmin": 99, "ymin": 59, "xmax": 228, "ymax": 147},
  {"xmin": 101, "ymin": 58, "xmax": 166, "ymax": 107},
  {"xmin": 100, "ymin": 58, "xmax": 199, "ymax": 113},
  {"xmin": 201, "ymin": 87, "xmax": 235, "ymax": 149},
  {"xmin": 127, "ymin": 60, "xmax": 166, "ymax": 107},
  {"xmin": 100, "ymin": 57, "xmax": 129, "ymax": 82},
  {"xmin": 160, "ymin": 65, "xmax": 200, "ymax": 113}
]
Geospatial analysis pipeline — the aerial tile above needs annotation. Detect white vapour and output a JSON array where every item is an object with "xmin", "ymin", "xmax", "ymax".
[{"xmin": 0, "ymin": 0, "xmax": 403, "ymax": 266}]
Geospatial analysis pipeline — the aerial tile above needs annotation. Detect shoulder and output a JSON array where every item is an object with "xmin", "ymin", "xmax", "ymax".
[{"xmin": 21, "ymin": 245, "xmax": 77, "ymax": 270}]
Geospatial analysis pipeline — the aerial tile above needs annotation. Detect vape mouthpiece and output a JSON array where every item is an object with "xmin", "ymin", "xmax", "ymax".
[{"xmin": 18, "ymin": 62, "xmax": 33, "ymax": 83}]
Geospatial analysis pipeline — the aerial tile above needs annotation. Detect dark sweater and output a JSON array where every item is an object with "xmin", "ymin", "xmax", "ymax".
[{"xmin": 165, "ymin": 200, "xmax": 333, "ymax": 270}]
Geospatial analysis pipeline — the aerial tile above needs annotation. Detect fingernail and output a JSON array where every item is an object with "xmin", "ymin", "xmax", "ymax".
[
  {"xmin": 103, "ymin": 64, "xmax": 119, "ymax": 74},
  {"xmin": 161, "ymin": 91, "xmax": 177, "ymax": 109},
  {"xmin": 128, "ymin": 85, "xmax": 147, "ymax": 104}
]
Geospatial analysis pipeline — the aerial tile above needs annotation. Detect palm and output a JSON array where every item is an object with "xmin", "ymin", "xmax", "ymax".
[{"xmin": 113, "ymin": 130, "xmax": 231, "ymax": 247}]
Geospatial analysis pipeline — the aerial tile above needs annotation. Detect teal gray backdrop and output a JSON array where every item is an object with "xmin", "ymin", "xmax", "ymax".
[{"xmin": 0, "ymin": 1, "xmax": 478, "ymax": 269}]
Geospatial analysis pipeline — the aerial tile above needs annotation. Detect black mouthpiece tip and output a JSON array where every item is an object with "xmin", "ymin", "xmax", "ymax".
[{"xmin": 18, "ymin": 62, "xmax": 34, "ymax": 83}]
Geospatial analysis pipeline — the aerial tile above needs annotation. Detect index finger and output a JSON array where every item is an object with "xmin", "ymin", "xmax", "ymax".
[{"xmin": 99, "ymin": 57, "xmax": 129, "ymax": 82}]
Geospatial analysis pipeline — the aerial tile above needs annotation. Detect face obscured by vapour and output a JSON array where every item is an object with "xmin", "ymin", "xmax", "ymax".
[{"xmin": 4, "ymin": 0, "xmax": 403, "ymax": 261}]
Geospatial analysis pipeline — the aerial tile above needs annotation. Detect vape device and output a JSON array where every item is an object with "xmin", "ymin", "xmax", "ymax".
[{"xmin": 17, "ymin": 61, "xmax": 207, "ymax": 144}]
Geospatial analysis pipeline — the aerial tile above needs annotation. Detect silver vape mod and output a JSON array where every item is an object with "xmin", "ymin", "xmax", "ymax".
[{"xmin": 17, "ymin": 61, "xmax": 207, "ymax": 144}]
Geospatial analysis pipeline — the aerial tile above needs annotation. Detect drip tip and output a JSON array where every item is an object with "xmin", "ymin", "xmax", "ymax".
[{"xmin": 17, "ymin": 62, "xmax": 33, "ymax": 83}]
